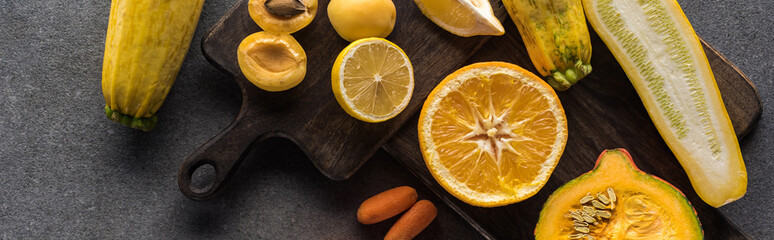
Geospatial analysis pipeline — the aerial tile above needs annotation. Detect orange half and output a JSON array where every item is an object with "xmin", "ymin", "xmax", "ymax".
[{"xmin": 418, "ymin": 62, "xmax": 567, "ymax": 207}]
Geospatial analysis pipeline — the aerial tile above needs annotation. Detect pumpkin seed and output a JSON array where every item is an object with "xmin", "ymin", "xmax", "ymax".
[
  {"xmin": 569, "ymin": 233, "xmax": 585, "ymax": 239},
  {"xmin": 574, "ymin": 221, "xmax": 589, "ymax": 227},
  {"xmin": 607, "ymin": 188, "xmax": 616, "ymax": 203},
  {"xmin": 574, "ymin": 226, "xmax": 590, "ymax": 233},
  {"xmin": 592, "ymin": 200, "xmax": 607, "ymax": 209},
  {"xmin": 571, "ymin": 211, "xmax": 584, "ymax": 222},
  {"xmin": 597, "ymin": 192, "xmax": 610, "ymax": 205},
  {"xmin": 580, "ymin": 195, "xmax": 595, "ymax": 204},
  {"xmin": 597, "ymin": 210, "xmax": 612, "ymax": 218},
  {"xmin": 581, "ymin": 212, "xmax": 596, "ymax": 223},
  {"xmin": 582, "ymin": 206, "xmax": 596, "ymax": 216}
]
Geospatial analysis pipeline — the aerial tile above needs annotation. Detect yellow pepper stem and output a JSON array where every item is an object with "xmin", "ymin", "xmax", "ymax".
[{"xmin": 545, "ymin": 60, "xmax": 593, "ymax": 91}]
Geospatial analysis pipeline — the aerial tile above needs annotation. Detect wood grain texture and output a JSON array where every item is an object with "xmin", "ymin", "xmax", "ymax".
[
  {"xmin": 187, "ymin": 0, "xmax": 761, "ymax": 238},
  {"xmin": 178, "ymin": 0, "xmax": 506, "ymax": 200},
  {"xmin": 383, "ymin": 16, "xmax": 761, "ymax": 240}
]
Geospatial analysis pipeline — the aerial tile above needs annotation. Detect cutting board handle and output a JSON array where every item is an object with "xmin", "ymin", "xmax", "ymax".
[{"xmin": 177, "ymin": 113, "xmax": 274, "ymax": 201}]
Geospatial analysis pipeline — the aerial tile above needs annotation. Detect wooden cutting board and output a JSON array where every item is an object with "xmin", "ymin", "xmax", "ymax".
[
  {"xmin": 184, "ymin": 0, "xmax": 762, "ymax": 238},
  {"xmin": 178, "ymin": 0, "xmax": 505, "ymax": 200},
  {"xmin": 383, "ymin": 10, "xmax": 762, "ymax": 240}
]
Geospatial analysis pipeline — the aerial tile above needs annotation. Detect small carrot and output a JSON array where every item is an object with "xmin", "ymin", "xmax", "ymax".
[
  {"xmin": 357, "ymin": 186, "xmax": 418, "ymax": 225},
  {"xmin": 384, "ymin": 200, "xmax": 437, "ymax": 240}
]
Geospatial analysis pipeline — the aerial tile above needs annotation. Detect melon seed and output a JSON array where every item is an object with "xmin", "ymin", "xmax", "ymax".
[
  {"xmin": 591, "ymin": 200, "xmax": 606, "ymax": 209},
  {"xmin": 585, "ymin": 235, "xmax": 596, "ymax": 240},
  {"xmin": 574, "ymin": 226, "xmax": 590, "ymax": 233},
  {"xmin": 264, "ymin": 0, "xmax": 307, "ymax": 17},
  {"xmin": 580, "ymin": 195, "xmax": 595, "ymax": 204},
  {"xmin": 597, "ymin": 193, "xmax": 610, "ymax": 205},
  {"xmin": 574, "ymin": 221, "xmax": 589, "ymax": 227},
  {"xmin": 607, "ymin": 188, "xmax": 616, "ymax": 203},
  {"xmin": 596, "ymin": 210, "xmax": 612, "ymax": 218}
]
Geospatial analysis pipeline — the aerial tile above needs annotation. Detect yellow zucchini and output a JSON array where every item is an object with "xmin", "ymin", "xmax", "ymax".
[
  {"xmin": 583, "ymin": 0, "xmax": 746, "ymax": 207},
  {"xmin": 102, "ymin": 0, "xmax": 205, "ymax": 131},
  {"xmin": 502, "ymin": 0, "xmax": 593, "ymax": 91}
]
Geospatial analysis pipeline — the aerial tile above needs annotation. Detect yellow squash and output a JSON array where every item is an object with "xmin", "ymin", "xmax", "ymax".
[
  {"xmin": 502, "ymin": 0, "xmax": 593, "ymax": 91},
  {"xmin": 535, "ymin": 149, "xmax": 703, "ymax": 239},
  {"xmin": 102, "ymin": 0, "xmax": 205, "ymax": 131},
  {"xmin": 583, "ymin": 0, "xmax": 746, "ymax": 207}
]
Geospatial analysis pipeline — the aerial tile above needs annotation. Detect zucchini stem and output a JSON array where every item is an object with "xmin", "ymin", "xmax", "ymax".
[{"xmin": 104, "ymin": 105, "xmax": 157, "ymax": 131}]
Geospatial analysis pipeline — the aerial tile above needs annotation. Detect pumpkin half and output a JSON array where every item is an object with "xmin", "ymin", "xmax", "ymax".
[{"xmin": 535, "ymin": 149, "xmax": 703, "ymax": 239}]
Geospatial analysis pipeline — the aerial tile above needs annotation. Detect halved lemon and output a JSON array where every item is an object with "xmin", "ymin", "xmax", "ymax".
[
  {"xmin": 418, "ymin": 62, "xmax": 567, "ymax": 207},
  {"xmin": 414, "ymin": 0, "xmax": 504, "ymax": 37},
  {"xmin": 332, "ymin": 38, "xmax": 414, "ymax": 123}
]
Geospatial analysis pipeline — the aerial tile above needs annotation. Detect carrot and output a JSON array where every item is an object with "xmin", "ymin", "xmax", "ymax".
[
  {"xmin": 384, "ymin": 200, "xmax": 437, "ymax": 240},
  {"xmin": 357, "ymin": 186, "xmax": 418, "ymax": 225}
]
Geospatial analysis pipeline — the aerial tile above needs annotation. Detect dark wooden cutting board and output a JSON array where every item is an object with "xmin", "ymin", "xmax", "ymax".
[
  {"xmin": 178, "ymin": 0, "xmax": 505, "ymax": 200},
  {"xmin": 185, "ymin": 0, "xmax": 761, "ymax": 238},
  {"xmin": 383, "ymin": 11, "xmax": 762, "ymax": 240}
]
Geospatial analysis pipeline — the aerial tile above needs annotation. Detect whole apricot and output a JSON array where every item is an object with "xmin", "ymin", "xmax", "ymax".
[{"xmin": 327, "ymin": 0, "xmax": 396, "ymax": 42}]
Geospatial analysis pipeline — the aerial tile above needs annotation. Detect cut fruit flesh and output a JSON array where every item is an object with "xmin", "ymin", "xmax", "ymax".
[
  {"xmin": 237, "ymin": 31, "xmax": 307, "ymax": 92},
  {"xmin": 248, "ymin": 0, "xmax": 317, "ymax": 34},
  {"xmin": 535, "ymin": 149, "xmax": 703, "ymax": 240},
  {"xmin": 246, "ymin": 41, "xmax": 298, "ymax": 72},
  {"xmin": 583, "ymin": 0, "xmax": 746, "ymax": 207},
  {"xmin": 418, "ymin": 62, "xmax": 567, "ymax": 207},
  {"xmin": 414, "ymin": 0, "xmax": 504, "ymax": 37},
  {"xmin": 332, "ymin": 38, "xmax": 414, "ymax": 122}
]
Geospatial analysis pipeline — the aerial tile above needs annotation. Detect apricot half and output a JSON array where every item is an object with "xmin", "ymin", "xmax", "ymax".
[
  {"xmin": 237, "ymin": 31, "xmax": 307, "ymax": 92},
  {"xmin": 248, "ymin": 0, "xmax": 318, "ymax": 34}
]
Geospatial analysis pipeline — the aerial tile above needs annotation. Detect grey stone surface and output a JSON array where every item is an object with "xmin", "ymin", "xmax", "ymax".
[
  {"xmin": 681, "ymin": 1, "xmax": 774, "ymax": 239},
  {"xmin": 0, "ymin": 0, "xmax": 770, "ymax": 239}
]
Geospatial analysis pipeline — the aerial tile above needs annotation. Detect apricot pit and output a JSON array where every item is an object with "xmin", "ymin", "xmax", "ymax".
[{"xmin": 248, "ymin": 0, "xmax": 317, "ymax": 34}]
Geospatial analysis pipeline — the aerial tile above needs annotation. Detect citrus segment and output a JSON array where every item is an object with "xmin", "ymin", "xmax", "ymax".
[
  {"xmin": 414, "ymin": 0, "xmax": 504, "ymax": 37},
  {"xmin": 419, "ymin": 62, "xmax": 567, "ymax": 207},
  {"xmin": 332, "ymin": 38, "xmax": 414, "ymax": 122}
]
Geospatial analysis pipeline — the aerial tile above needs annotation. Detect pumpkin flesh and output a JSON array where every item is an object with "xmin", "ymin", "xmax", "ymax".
[{"xmin": 535, "ymin": 149, "xmax": 702, "ymax": 239}]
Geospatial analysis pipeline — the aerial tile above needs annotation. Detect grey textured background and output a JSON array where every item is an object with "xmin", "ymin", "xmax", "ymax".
[{"xmin": 0, "ymin": 0, "xmax": 771, "ymax": 239}]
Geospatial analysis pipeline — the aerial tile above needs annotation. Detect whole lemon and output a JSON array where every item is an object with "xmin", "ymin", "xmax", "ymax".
[{"xmin": 327, "ymin": 0, "xmax": 396, "ymax": 42}]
